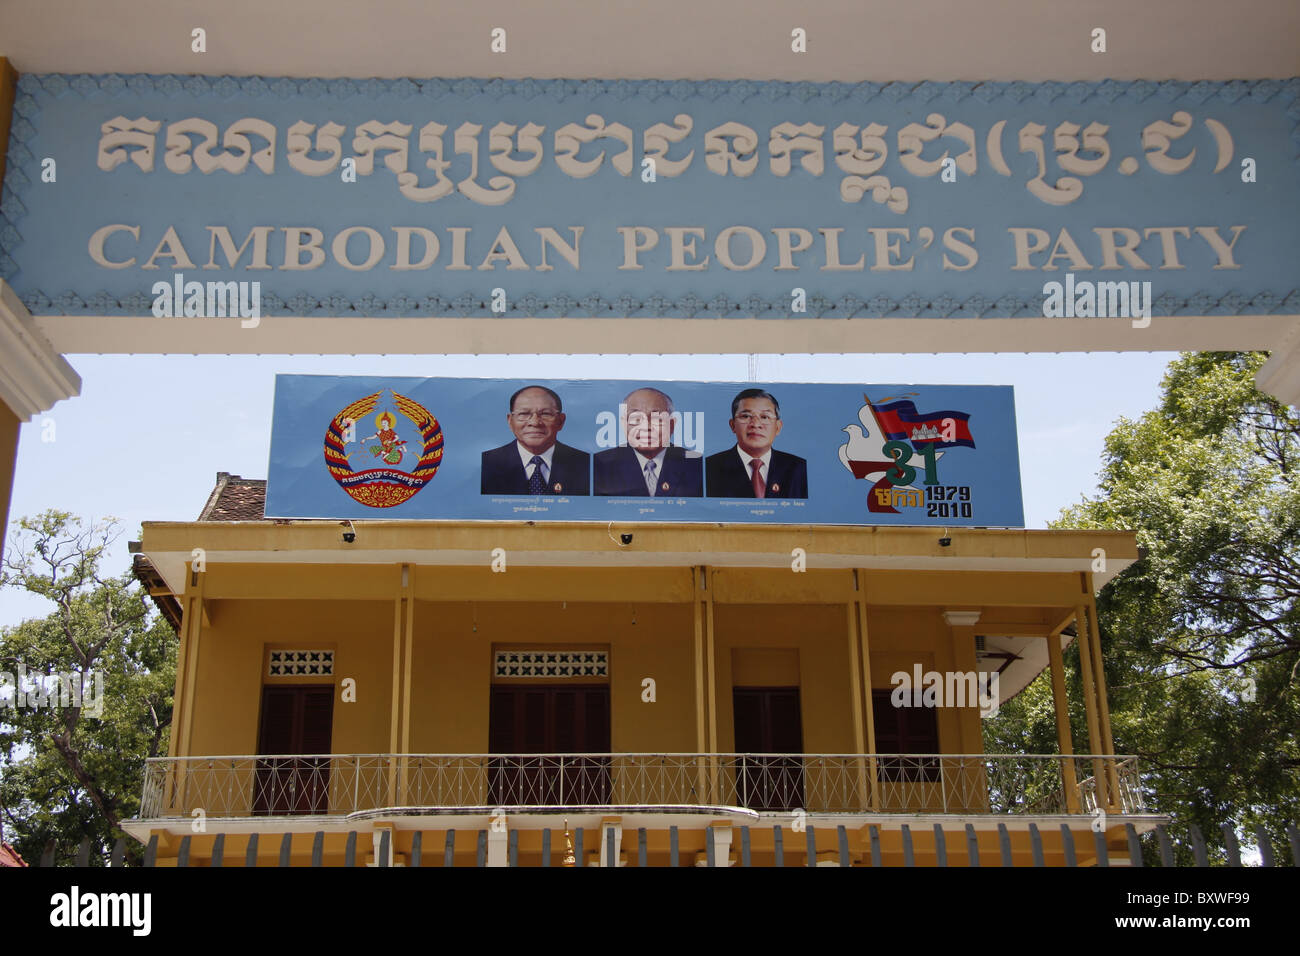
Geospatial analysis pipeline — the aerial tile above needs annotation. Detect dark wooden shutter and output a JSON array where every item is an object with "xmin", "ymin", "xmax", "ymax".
[
  {"xmin": 733, "ymin": 689, "xmax": 766, "ymax": 751},
  {"xmin": 734, "ymin": 687, "xmax": 803, "ymax": 752},
  {"xmin": 767, "ymin": 690, "xmax": 803, "ymax": 753},
  {"xmin": 299, "ymin": 687, "xmax": 335, "ymax": 754},
  {"xmin": 488, "ymin": 685, "xmax": 611, "ymax": 805},
  {"xmin": 553, "ymin": 689, "xmax": 578, "ymax": 752},
  {"xmin": 872, "ymin": 689, "xmax": 940, "ymax": 782},
  {"xmin": 254, "ymin": 684, "xmax": 335, "ymax": 815},
  {"xmin": 257, "ymin": 686, "xmax": 300, "ymax": 755},
  {"xmin": 582, "ymin": 688, "xmax": 610, "ymax": 752},
  {"xmin": 732, "ymin": 687, "xmax": 804, "ymax": 810},
  {"xmin": 488, "ymin": 687, "xmax": 516, "ymax": 754}
]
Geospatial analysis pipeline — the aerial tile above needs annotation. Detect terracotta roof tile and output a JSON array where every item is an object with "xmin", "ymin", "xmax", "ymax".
[
  {"xmin": 0, "ymin": 824, "xmax": 26, "ymax": 867},
  {"xmin": 0, "ymin": 842, "xmax": 27, "ymax": 867},
  {"xmin": 198, "ymin": 472, "xmax": 267, "ymax": 521}
]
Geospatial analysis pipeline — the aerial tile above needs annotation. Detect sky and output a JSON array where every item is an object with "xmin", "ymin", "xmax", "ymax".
[{"xmin": 0, "ymin": 349, "xmax": 1178, "ymax": 627}]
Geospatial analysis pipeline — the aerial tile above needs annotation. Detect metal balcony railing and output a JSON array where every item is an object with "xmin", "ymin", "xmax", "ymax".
[{"xmin": 138, "ymin": 753, "xmax": 1146, "ymax": 819}]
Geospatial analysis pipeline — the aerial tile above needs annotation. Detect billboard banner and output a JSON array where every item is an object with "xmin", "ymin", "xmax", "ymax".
[{"xmin": 265, "ymin": 375, "xmax": 1024, "ymax": 527}]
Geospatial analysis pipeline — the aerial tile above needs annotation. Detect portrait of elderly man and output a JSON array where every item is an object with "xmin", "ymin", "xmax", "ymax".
[
  {"xmin": 480, "ymin": 385, "xmax": 591, "ymax": 495},
  {"xmin": 594, "ymin": 387, "xmax": 703, "ymax": 497},
  {"xmin": 705, "ymin": 387, "xmax": 808, "ymax": 499}
]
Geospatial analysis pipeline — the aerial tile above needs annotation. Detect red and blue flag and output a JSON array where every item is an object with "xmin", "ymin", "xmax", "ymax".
[{"xmin": 871, "ymin": 399, "xmax": 975, "ymax": 449}]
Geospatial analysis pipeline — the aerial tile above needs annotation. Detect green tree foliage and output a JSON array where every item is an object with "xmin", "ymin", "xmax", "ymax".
[
  {"xmin": 986, "ymin": 352, "xmax": 1300, "ymax": 863},
  {"xmin": 0, "ymin": 511, "xmax": 176, "ymax": 865}
]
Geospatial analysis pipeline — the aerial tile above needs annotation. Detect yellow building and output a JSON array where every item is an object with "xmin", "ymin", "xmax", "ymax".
[{"xmin": 124, "ymin": 472, "xmax": 1161, "ymax": 866}]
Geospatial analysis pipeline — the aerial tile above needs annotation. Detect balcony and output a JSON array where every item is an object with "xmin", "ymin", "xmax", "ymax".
[{"xmin": 138, "ymin": 753, "xmax": 1147, "ymax": 820}]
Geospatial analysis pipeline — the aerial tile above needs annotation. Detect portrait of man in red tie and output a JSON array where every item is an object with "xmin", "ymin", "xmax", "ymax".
[{"xmin": 705, "ymin": 388, "xmax": 808, "ymax": 499}]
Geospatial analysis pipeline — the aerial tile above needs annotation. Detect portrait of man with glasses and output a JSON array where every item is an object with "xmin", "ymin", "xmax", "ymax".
[
  {"xmin": 705, "ymin": 388, "xmax": 808, "ymax": 499},
  {"xmin": 480, "ymin": 385, "xmax": 591, "ymax": 495}
]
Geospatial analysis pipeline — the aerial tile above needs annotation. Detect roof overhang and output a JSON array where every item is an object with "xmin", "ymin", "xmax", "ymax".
[
  {"xmin": 139, "ymin": 520, "xmax": 1139, "ymax": 598},
  {"xmin": 137, "ymin": 522, "xmax": 1137, "ymax": 695}
]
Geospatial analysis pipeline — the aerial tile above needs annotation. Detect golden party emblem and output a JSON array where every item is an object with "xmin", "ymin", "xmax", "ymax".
[{"xmin": 323, "ymin": 389, "xmax": 443, "ymax": 508}]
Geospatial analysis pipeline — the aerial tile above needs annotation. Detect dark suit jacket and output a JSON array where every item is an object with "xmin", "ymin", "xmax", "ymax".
[
  {"xmin": 705, "ymin": 446, "xmax": 808, "ymax": 499},
  {"xmin": 480, "ymin": 440, "xmax": 590, "ymax": 495},
  {"xmin": 593, "ymin": 446, "xmax": 704, "ymax": 497}
]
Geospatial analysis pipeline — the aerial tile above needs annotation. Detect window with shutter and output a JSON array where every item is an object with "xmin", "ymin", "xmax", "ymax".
[
  {"xmin": 872, "ymin": 689, "xmax": 941, "ymax": 783},
  {"xmin": 732, "ymin": 687, "xmax": 805, "ymax": 811},
  {"xmin": 254, "ymin": 684, "xmax": 335, "ymax": 815},
  {"xmin": 487, "ymin": 685, "xmax": 610, "ymax": 805}
]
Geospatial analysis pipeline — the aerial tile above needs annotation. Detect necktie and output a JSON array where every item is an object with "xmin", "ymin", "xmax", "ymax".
[
  {"xmin": 750, "ymin": 458, "xmax": 766, "ymax": 498},
  {"xmin": 528, "ymin": 455, "xmax": 546, "ymax": 495},
  {"xmin": 644, "ymin": 459, "xmax": 658, "ymax": 496}
]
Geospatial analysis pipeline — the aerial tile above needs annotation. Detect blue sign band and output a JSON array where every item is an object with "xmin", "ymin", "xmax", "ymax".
[{"xmin": 2, "ymin": 74, "xmax": 1298, "ymax": 319}]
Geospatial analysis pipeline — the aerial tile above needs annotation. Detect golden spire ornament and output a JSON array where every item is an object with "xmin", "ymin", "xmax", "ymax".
[{"xmin": 562, "ymin": 819, "xmax": 576, "ymax": 867}]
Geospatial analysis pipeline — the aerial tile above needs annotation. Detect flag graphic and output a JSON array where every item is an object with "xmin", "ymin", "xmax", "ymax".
[{"xmin": 871, "ymin": 399, "xmax": 975, "ymax": 449}]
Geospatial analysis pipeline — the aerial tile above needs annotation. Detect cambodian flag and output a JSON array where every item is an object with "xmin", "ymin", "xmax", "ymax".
[{"xmin": 871, "ymin": 399, "xmax": 975, "ymax": 449}]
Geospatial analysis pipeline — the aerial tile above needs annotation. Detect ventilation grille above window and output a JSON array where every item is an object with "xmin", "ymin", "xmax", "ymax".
[
  {"xmin": 494, "ymin": 650, "xmax": 608, "ymax": 678},
  {"xmin": 975, "ymin": 636, "xmax": 987, "ymax": 652},
  {"xmin": 268, "ymin": 650, "xmax": 335, "ymax": 676}
]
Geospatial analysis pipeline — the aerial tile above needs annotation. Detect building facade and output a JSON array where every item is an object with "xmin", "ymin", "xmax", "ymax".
[{"xmin": 125, "ymin": 473, "xmax": 1158, "ymax": 866}]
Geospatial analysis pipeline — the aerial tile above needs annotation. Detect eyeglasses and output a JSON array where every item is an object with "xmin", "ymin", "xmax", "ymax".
[
  {"xmin": 511, "ymin": 410, "xmax": 559, "ymax": 422},
  {"xmin": 734, "ymin": 412, "xmax": 778, "ymax": 424}
]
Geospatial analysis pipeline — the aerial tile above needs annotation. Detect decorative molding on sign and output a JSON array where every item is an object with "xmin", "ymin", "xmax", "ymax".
[
  {"xmin": 12, "ymin": 286, "xmax": 1300, "ymax": 319},
  {"xmin": 0, "ymin": 77, "xmax": 38, "ymax": 284},
  {"xmin": 10, "ymin": 73, "xmax": 1300, "ymax": 109}
]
